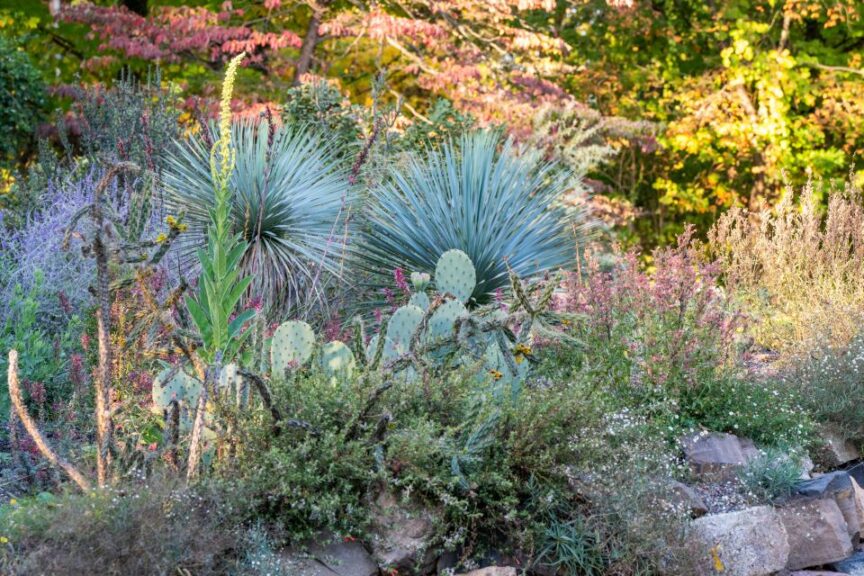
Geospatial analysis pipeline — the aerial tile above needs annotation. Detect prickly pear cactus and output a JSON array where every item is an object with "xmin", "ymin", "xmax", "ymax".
[
  {"xmin": 271, "ymin": 320, "xmax": 315, "ymax": 375},
  {"xmin": 411, "ymin": 272, "xmax": 431, "ymax": 291},
  {"xmin": 320, "ymin": 341, "xmax": 356, "ymax": 380},
  {"xmin": 383, "ymin": 305, "xmax": 424, "ymax": 362},
  {"xmin": 427, "ymin": 300, "xmax": 468, "ymax": 342},
  {"xmin": 435, "ymin": 249, "xmax": 476, "ymax": 303},
  {"xmin": 409, "ymin": 291, "xmax": 430, "ymax": 311},
  {"xmin": 366, "ymin": 334, "xmax": 380, "ymax": 363},
  {"xmin": 219, "ymin": 362, "xmax": 239, "ymax": 390},
  {"xmin": 152, "ymin": 367, "xmax": 201, "ymax": 410}
]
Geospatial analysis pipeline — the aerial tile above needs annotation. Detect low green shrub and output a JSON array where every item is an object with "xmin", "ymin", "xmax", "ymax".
[
  {"xmin": 0, "ymin": 476, "xmax": 252, "ymax": 576},
  {"xmin": 737, "ymin": 447, "xmax": 803, "ymax": 503},
  {"xmin": 787, "ymin": 332, "xmax": 864, "ymax": 445}
]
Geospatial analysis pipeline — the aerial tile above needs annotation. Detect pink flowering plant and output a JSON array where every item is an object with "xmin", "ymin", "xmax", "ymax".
[{"xmin": 553, "ymin": 228, "xmax": 811, "ymax": 446}]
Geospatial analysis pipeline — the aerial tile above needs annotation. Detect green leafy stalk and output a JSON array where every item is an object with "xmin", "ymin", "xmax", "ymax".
[{"xmin": 185, "ymin": 52, "xmax": 254, "ymax": 364}]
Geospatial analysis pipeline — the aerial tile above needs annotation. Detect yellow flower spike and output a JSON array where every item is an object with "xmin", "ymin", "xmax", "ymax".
[
  {"xmin": 211, "ymin": 52, "xmax": 245, "ymax": 191},
  {"xmin": 9, "ymin": 499, "xmax": 17, "ymax": 506},
  {"xmin": 155, "ymin": 233, "xmax": 168, "ymax": 244},
  {"xmin": 489, "ymin": 369, "xmax": 503, "ymax": 381},
  {"xmin": 0, "ymin": 536, "xmax": 8, "ymax": 543},
  {"xmin": 515, "ymin": 354, "xmax": 524, "ymax": 365}
]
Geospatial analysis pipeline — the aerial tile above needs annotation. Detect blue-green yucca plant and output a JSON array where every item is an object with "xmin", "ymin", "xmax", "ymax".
[
  {"xmin": 358, "ymin": 129, "xmax": 587, "ymax": 305},
  {"xmin": 163, "ymin": 116, "xmax": 352, "ymax": 318}
]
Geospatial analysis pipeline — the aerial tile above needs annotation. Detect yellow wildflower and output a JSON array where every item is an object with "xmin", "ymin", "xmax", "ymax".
[
  {"xmin": 489, "ymin": 369, "xmax": 503, "ymax": 381},
  {"xmin": 514, "ymin": 343, "xmax": 532, "ymax": 356},
  {"xmin": 155, "ymin": 233, "xmax": 168, "ymax": 244}
]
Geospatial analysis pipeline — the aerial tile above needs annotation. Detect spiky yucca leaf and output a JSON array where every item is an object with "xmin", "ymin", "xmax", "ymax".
[
  {"xmin": 357, "ymin": 129, "xmax": 588, "ymax": 305},
  {"xmin": 164, "ymin": 120, "xmax": 352, "ymax": 318}
]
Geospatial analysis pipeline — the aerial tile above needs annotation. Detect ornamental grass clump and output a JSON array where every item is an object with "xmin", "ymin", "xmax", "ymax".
[{"xmin": 709, "ymin": 178, "xmax": 864, "ymax": 356}]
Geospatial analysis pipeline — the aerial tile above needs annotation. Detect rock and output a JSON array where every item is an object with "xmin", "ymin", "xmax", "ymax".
[
  {"xmin": 369, "ymin": 491, "xmax": 436, "ymax": 571},
  {"xmin": 848, "ymin": 462, "xmax": 864, "ymax": 486},
  {"xmin": 681, "ymin": 432, "xmax": 759, "ymax": 480},
  {"xmin": 281, "ymin": 538, "xmax": 378, "ymax": 576},
  {"xmin": 778, "ymin": 497, "xmax": 853, "ymax": 570},
  {"xmin": 832, "ymin": 550, "xmax": 864, "ymax": 574},
  {"xmin": 819, "ymin": 427, "xmax": 860, "ymax": 467},
  {"xmin": 667, "ymin": 480, "xmax": 709, "ymax": 517},
  {"xmin": 457, "ymin": 568, "xmax": 517, "ymax": 576},
  {"xmin": 689, "ymin": 506, "xmax": 789, "ymax": 576},
  {"xmin": 794, "ymin": 470, "xmax": 864, "ymax": 541},
  {"xmin": 796, "ymin": 470, "xmax": 852, "ymax": 498},
  {"xmin": 836, "ymin": 477, "xmax": 864, "ymax": 540}
]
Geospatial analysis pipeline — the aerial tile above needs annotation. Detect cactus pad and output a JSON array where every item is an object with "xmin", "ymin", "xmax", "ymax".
[
  {"xmin": 366, "ymin": 334, "xmax": 380, "ymax": 362},
  {"xmin": 152, "ymin": 367, "xmax": 201, "ymax": 410},
  {"xmin": 427, "ymin": 300, "xmax": 468, "ymax": 343},
  {"xmin": 320, "ymin": 340, "xmax": 356, "ymax": 380},
  {"xmin": 271, "ymin": 320, "xmax": 315, "ymax": 375},
  {"xmin": 219, "ymin": 362, "xmax": 239, "ymax": 390},
  {"xmin": 409, "ymin": 291, "xmax": 431, "ymax": 311},
  {"xmin": 383, "ymin": 305, "xmax": 424, "ymax": 361},
  {"xmin": 435, "ymin": 249, "xmax": 476, "ymax": 303}
]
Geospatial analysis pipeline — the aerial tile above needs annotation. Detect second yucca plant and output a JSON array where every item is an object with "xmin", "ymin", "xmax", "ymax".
[{"xmin": 356, "ymin": 129, "xmax": 588, "ymax": 306}]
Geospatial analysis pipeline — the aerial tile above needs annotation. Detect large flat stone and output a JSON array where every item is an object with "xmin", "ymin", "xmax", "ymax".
[
  {"xmin": 779, "ymin": 497, "xmax": 853, "ymax": 570},
  {"xmin": 820, "ymin": 427, "xmax": 861, "ymax": 467},
  {"xmin": 281, "ymin": 539, "xmax": 379, "ymax": 576},
  {"xmin": 368, "ymin": 491, "xmax": 436, "ymax": 571},
  {"xmin": 681, "ymin": 432, "xmax": 759, "ymax": 480},
  {"xmin": 796, "ymin": 470, "xmax": 853, "ymax": 497},
  {"xmin": 690, "ymin": 506, "xmax": 789, "ymax": 576}
]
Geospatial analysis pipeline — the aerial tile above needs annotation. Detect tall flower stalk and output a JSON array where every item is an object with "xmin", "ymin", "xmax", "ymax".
[
  {"xmin": 185, "ymin": 52, "xmax": 254, "ymax": 365},
  {"xmin": 185, "ymin": 53, "xmax": 254, "ymax": 481}
]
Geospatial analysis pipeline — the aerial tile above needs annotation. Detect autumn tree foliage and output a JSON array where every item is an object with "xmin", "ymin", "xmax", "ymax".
[
  {"xmin": 58, "ymin": 0, "xmax": 580, "ymax": 129},
  {"xmin": 563, "ymin": 0, "xmax": 864, "ymax": 243},
  {"xmin": 3, "ymin": 0, "xmax": 863, "ymax": 247}
]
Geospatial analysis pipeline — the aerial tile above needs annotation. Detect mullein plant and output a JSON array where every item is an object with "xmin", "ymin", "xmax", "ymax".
[{"xmin": 184, "ymin": 53, "xmax": 255, "ymax": 481}]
